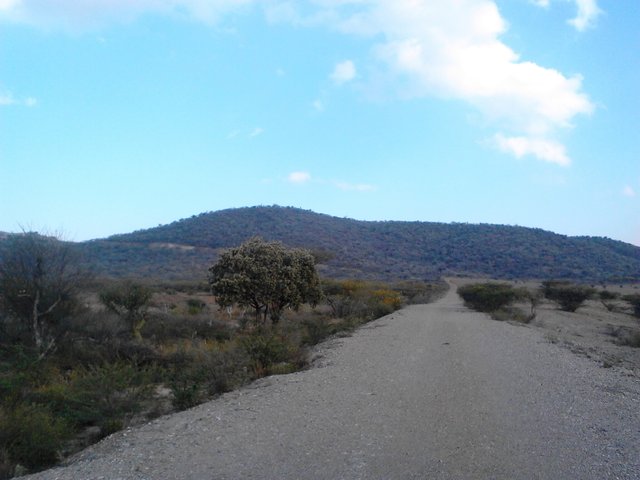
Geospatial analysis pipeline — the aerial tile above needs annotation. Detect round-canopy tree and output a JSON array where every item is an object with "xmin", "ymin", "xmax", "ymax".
[{"xmin": 208, "ymin": 238, "xmax": 322, "ymax": 324}]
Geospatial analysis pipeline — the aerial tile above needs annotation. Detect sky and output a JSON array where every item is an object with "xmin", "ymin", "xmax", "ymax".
[{"xmin": 1, "ymin": 0, "xmax": 639, "ymax": 246}]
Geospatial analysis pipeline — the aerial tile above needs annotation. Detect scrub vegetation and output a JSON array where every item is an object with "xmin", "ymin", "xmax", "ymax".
[{"xmin": 0, "ymin": 234, "xmax": 446, "ymax": 478}]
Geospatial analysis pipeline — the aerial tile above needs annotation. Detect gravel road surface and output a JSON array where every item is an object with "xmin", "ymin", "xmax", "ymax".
[{"xmin": 24, "ymin": 286, "xmax": 640, "ymax": 479}]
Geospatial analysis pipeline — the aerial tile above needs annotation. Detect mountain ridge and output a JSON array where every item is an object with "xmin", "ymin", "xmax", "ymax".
[{"xmin": 75, "ymin": 206, "xmax": 640, "ymax": 282}]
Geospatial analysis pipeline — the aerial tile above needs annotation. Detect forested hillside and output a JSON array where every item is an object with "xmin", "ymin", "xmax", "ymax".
[{"xmin": 75, "ymin": 206, "xmax": 640, "ymax": 282}]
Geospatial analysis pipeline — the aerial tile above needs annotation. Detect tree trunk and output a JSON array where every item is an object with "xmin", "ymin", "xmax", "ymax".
[{"xmin": 32, "ymin": 289, "xmax": 43, "ymax": 349}]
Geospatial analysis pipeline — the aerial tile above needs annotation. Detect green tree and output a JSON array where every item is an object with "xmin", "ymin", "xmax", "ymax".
[
  {"xmin": 208, "ymin": 238, "xmax": 322, "ymax": 324},
  {"xmin": 0, "ymin": 233, "xmax": 87, "ymax": 355},
  {"xmin": 458, "ymin": 283, "xmax": 525, "ymax": 313},
  {"xmin": 542, "ymin": 280, "xmax": 594, "ymax": 312},
  {"xmin": 99, "ymin": 282, "xmax": 152, "ymax": 340}
]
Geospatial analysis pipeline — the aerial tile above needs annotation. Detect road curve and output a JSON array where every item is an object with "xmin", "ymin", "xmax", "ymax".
[{"xmin": 25, "ymin": 286, "xmax": 640, "ymax": 479}]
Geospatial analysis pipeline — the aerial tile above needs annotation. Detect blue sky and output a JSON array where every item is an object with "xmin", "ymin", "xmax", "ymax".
[{"xmin": 1, "ymin": 0, "xmax": 638, "ymax": 246}]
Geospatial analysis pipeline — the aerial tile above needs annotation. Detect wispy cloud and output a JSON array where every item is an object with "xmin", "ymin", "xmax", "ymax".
[
  {"xmin": 249, "ymin": 127, "xmax": 264, "ymax": 137},
  {"xmin": 0, "ymin": 91, "xmax": 37, "ymax": 107},
  {"xmin": 0, "ymin": 93, "xmax": 15, "ymax": 105},
  {"xmin": 531, "ymin": 0, "xmax": 602, "ymax": 31},
  {"xmin": 330, "ymin": 60, "xmax": 356, "ymax": 85},
  {"xmin": 287, "ymin": 171, "xmax": 311, "ymax": 184},
  {"xmin": 1, "ymin": 0, "xmax": 597, "ymax": 166},
  {"xmin": 0, "ymin": 0, "xmax": 256, "ymax": 30},
  {"xmin": 493, "ymin": 134, "xmax": 570, "ymax": 166},
  {"xmin": 311, "ymin": 1, "xmax": 593, "ymax": 165},
  {"xmin": 623, "ymin": 186, "xmax": 636, "ymax": 198},
  {"xmin": 569, "ymin": 0, "xmax": 602, "ymax": 31}
]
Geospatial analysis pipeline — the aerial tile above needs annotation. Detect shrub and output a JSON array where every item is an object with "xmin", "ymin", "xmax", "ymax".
[
  {"xmin": 238, "ymin": 332, "xmax": 302, "ymax": 376},
  {"xmin": 143, "ymin": 313, "xmax": 232, "ymax": 344},
  {"xmin": 599, "ymin": 290, "xmax": 619, "ymax": 300},
  {"xmin": 301, "ymin": 316, "xmax": 333, "ymax": 346},
  {"xmin": 186, "ymin": 298, "xmax": 206, "ymax": 315},
  {"xmin": 392, "ymin": 281, "xmax": 448, "ymax": 304},
  {"xmin": 0, "ymin": 404, "xmax": 71, "ymax": 471},
  {"xmin": 369, "ymin": 289, "xmax": 403, "ymax": 317},
  {"xmin": 100, "ymin": 282, "xmax": 153, "ymax": 341},
  {"xmin": 623, "ymin": 294, "xmax": 640, "ymax": 318},
  {"xmin": 0, "ymin": 447, "xmax": 13, "ymax": 480},
  {"xmin": 458, "ymin": 283, "xmax": 524, "ymax": 313},
  {"xmin": 542, "ymin": 281, "xmax": 595, "ymax": 312},
  {"xmin": 321, "ymin": 279, "xmax": 368, "ymax": 318},
  {"xmin": 32, "ymin": 362, "xmax": 153, "ymax": 433}
]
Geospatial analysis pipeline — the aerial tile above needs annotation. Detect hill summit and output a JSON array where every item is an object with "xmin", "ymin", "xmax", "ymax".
[{"xmin": 76, "ymin": 206, "xmax": 640, "ymax": 282}]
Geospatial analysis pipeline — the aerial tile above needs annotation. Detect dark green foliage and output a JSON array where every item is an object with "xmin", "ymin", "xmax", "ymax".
[
  {"xmin": 186, "ymin": 298, "xmax": 206, "ymax": 315},
  {"xmin": 301, "ymin": 317, "xmax": 334, "ymax": 346},
  {"xmin": 542, "ymin": 281, "xmax": 595, "ymax": 312},
  {"xmin": 238, "ymin": 332, "xmax": 299, "ymax": 376},
  {"xmin": 599, "ymin": 290, "xmax": 619, "ymax": 300},
  {"xmin": 622, "ymin": 294, "xmax": 640, "ymax": 318},
  {"xmin": 209, "ymin": 238, "xmax": 322, "ymax": 324},
  {"xmin": 32, "ymin": 362, "xmax": 154, "ymax": 432},
  {"xmin": 0, "ymin": 233, "xmax": 88, "ymax": 353},
  {"xmin": 0, "ymin": 404, "xmax": 71, "ymax": 471},
  {"xmin": 70, "ymin": 206, "xmax": 640, "ymax": 282},
  {"xmin": 458, "ymin": 283, "xmax": 525, "ymax": 313}
]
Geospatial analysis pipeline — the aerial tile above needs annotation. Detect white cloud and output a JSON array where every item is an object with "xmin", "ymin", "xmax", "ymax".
[
  {"xmin": 305, "ymin": 1, "xmax": 594, "ymax": 164},
  {"xmin": 287, "ymin": 171, "xmax": 311, "ymax": 184},
  {"xmin": 1, "ymin": 0, "xmax": 596, "ymax": 165},
  {"xmin": 493, "ymin": 134, "xmax": 570, "ymax": 166},
  {"xmin": 0, "ymin": 91, "xmax": 37, "ymax": 107},
  {"xmin": 530, "ymin": 0, "xmax": 602, "ymax": 31},
  {"xmin": 0, "ymin": 93, "xmax": 16, "ymax": 105},
  {"xmin": 330, "ymin": 60, "xmax": 356, "ymax": 85},
  {"xmin": 623, "ymin": 186, "xmax": 636, "ymax": 198},
  {"xmin": 334, "ymin": 181, "xmax": 376, "ymax": 192},
  {"xmin": 569, "ymin": 0, "xmax": 601, "ymax": 31},
  {"xmin": 0, "ymin": 0, "xmax": 255, "ymax": 30},
  {"xmin": 249, "ymin": 127, "xmax": 264, "ymax": 137}
]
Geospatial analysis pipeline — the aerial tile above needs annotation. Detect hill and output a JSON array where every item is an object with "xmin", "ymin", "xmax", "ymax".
[{"xmin": 76, "ymin": 206, "xmax": 640, "ymax": 282}]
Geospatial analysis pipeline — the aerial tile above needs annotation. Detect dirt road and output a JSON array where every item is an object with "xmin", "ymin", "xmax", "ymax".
[{"xmin": 26, "ymin": 286, "xmax": 640, "ymax": 479}]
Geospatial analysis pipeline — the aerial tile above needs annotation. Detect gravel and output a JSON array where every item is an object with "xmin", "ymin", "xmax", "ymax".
[{"xmin": 22, "ymin": 287, "xmax": 640, "ymax": 479}]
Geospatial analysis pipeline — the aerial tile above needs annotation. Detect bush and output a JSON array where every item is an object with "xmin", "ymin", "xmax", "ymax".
[
  {"xmin": 599, "ymin": 290, "xmax": 619, "ymax": 312},
  {"xmin": 599, "ymin": 290, "xmax": 619, "ymax": 300},
  {"xmin": 186, "ymin": 298, "xmax": 206, "ymax": 315},
  {"xmin": 623, "ymin": 294, "xmax": 640, "ymax": 318},
  {"xmin": 143, "ymin": 313, "xmax": 232, "ymax": 344},
  {"xmin": 0, "ymin": 404, "xmax": 71, "ymax": 471},
  {"xmin": 368, "ymin": 289, "xmax": 403, "ymax": 318},
  {"xmin": 458, "ymin": 283, "xmax": 524, "ymax": 313},
  {"xmin": 542, "ymin": 281, "xmax": 595, "ymax": 312},
  {"xmin": 301, "ymin": 316, "xmax": 333, "ymax": 346},
  {"xmin": 239, "ymin": 332, "xmax": 302, "ymax": 376},
  {"xmin": 32, "ymin": 362, "xmax": 154, "ymax": 433}
]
